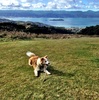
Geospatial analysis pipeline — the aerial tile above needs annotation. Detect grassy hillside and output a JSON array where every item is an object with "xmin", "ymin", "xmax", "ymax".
[{"xmin": 0, "ymin": 38, "xmax": 99, "ymax": 100}]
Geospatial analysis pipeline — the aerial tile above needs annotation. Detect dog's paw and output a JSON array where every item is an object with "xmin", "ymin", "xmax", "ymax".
[
  {"xmin": 34, "ymin": 75, "xmax": 39, "ymax": 77},
  {"xmin": 47, "ymin": 72, "xmax": 51, "ymax": 75}
]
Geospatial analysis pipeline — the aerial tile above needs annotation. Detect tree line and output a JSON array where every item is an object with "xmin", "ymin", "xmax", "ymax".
[{"xmin": 78, "ymin": 25, "xmax": 99, "ymax": 35}]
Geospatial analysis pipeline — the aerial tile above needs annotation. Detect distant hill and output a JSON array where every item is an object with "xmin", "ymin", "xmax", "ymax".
[
  {"xmin": 0, "ymin": 18, "xmax": 99, "ymax": 40},
  {"xmin": 0, "ymin": 18, "xmax": 76, "ymax": 39},
  {"xmin": 0, "ymin": 18, "xmax": 74, "ymax": 34},
  {"xmin": 0, "ymin": 10, "xmax": 99, "ymax": 18},
  {"xmin": 78, "ymin": 25, "xmax": 99, "ymax": 35}
]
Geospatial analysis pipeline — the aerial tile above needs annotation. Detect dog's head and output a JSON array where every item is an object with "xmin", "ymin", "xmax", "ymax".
[
  {"xmin": 41, "ymin": 55, "xmax": 50, "ymax": 66},
  {"xmin": 37, "ymin": 55, "xmax": 50, "ymax": 66}
]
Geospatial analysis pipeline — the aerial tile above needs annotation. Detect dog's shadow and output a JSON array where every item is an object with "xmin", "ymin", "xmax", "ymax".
[{"xmin": 48, "ymin": 66, "xmax": 75, "ymax": 77}]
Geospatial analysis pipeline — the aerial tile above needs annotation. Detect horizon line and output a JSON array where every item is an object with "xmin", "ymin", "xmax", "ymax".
[{"xmin": 0, "ymin": 9, "xmax": 99, "ymax": 12}]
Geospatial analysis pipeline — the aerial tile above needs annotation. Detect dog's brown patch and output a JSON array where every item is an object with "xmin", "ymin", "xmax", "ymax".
[{"xmin": 29, "ymin": 56, "xmax": 39, "ymax": 69}]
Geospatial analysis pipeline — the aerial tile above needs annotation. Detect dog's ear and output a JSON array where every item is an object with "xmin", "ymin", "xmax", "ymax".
[
  {"xmin": 44, "ymin": 55, "xmax": 48, "ymax": 58},
  {"xmin": 41, "ymin": 57, "xmax": 44, "ymax": 61}
]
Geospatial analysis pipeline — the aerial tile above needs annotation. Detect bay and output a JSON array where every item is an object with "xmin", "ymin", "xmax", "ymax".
[{"xmin": 6, "ymin": 17, "xmax": 99, "ymax": 28}]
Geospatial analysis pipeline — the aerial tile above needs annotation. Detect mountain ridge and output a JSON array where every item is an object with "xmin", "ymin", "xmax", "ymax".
[{"xmin": 0, "ymin": 10, "xmax": 99, "ymax": 18}]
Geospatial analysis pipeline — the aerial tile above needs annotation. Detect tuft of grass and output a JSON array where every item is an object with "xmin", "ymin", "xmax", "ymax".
[{"xmin": 0, "ymin": 38, "xmax": 99, "ymax": 100}]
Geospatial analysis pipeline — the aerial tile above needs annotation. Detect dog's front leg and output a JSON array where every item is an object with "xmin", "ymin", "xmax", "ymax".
[{"xmin": 44, "ymin": 69, "xmax": 51, "ymax": 75}]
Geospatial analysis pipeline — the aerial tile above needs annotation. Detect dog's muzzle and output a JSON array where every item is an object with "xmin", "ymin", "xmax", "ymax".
[
  {"xmin": 41, "ymin": 62, "xmax": 50, "ymax": 66},
  {"xmin": 45, "ymin": 62, "xmax": 50, "ymax": 66}
]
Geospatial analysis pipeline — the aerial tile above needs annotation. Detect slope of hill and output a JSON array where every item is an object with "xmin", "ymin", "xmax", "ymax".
[
  {"xmin": 0, "ymin": 38, "xmax": 99, "ymax": 100},
  {"xmin": 78, "ymin": 25, "xmax": 99, "ymax": 35},
  {"xmin": 0, "ymin": 19, "xmax": 73, "ymax": 34},
  {"xmin": 0, "ymin": 18, "xmax": 99, "ymax": 40},
  {"xmin": 0, "ymin": 18, "xmax": 76, "ymax": 39}
]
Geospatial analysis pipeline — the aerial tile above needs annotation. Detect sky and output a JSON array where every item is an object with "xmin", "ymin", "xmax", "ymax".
[{"xmin": 0, "ymin": 0, "xmax": 99, "ymax": 11}]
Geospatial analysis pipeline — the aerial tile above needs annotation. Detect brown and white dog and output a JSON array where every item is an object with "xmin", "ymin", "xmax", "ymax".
[{"xmin": 26, "ymin": 51, "xmax": 51, "ymax": 76}]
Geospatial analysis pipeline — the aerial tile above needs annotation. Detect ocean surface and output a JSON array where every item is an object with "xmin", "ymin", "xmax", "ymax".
[{"xmin": 4, "ymin": 17, "xmax": 99, "ymax": 28}]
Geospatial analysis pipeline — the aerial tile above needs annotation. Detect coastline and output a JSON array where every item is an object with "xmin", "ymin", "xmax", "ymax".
[
  {"xmin": 0, "ymin": 18, "xmax": 83, "ymax": 33},
  {"xmin": 0, "ymin": 18, "xmax": 99, "ymax": 40},
  {"xmin": 1, "ymin": 17, "xmax": 99, "ymax": 28}
]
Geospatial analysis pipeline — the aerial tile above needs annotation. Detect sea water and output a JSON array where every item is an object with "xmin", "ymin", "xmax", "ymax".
[{"xmin": 6, "ymin": 17, "xmax": 99, "ymax": 28}]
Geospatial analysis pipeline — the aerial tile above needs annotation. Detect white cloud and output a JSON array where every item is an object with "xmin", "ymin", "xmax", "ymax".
[
  {"xmin": 0, "ymin": 0, "xmax": 98, "ymax": 10},
  {"xmin": 94, "ymin": 5, "xmax": 99, "ymax": 9},
  {"xmin": 0, "ymin": 0, "xmax": 19, "ymax": 6},
  {"xmin": 46, "ymin": 2, "xmax": 57, "ymax": 9},
  {"xmin": 21, "ymin": 3, "xmax": 31, "ymax": 8},
  {"xmin": 20, "ymin": 0, "xmax": 27, "ymax": 2},
  {"xmin": 32, "ymin": 3, "xmax": 45, "ymax": 9},
  {"xmin": 46, "ymin": 0, "xmax": 75, "ymax": 10}
]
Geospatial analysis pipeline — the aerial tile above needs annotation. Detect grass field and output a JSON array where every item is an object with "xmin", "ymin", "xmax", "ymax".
[{"xmin": 0, "ymin": 38, "xmax": 99, "ymax": 100}]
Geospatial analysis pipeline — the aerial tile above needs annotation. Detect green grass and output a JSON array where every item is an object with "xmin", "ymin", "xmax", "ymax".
[{"xmin": 0, "ymin": 38, "xmax": 99, "ymax": 100}]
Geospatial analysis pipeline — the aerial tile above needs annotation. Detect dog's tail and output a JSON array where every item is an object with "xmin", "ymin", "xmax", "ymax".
[{"xmin": 26, "ymin": 51, "xmax": 35, "ymax": 57}]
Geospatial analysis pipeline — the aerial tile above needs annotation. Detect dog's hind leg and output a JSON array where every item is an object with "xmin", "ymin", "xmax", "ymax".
[
  {"xmin": 34, "ymin": 69, "xmax": 39, "ymax": 76},
  {"xmin": 34, "ymin": 67, "xmax": 40, "ymax": 77},
  {"xmin": 28, "ymin": 59, "xmax": 32, "ymax": 66}
]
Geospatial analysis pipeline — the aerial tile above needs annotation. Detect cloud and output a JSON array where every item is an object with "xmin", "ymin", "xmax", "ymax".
[
  {"xmin": 0, "ymin": 0, "xmax": 99, "ymax": 10},
  {"xmin": 21, "ymin": 3, "xmax": 31, "ymax": 8},
  {"xmin": 0, "ymin": 0, "xmax": 19, "ymax": 6},
  {"xmin": 46, "ymin": 0, "xmax": 75, "ymax": 9},
  {"xmin": 32, "ymin": 3, "xmax": 46, "ymax": 9}
]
